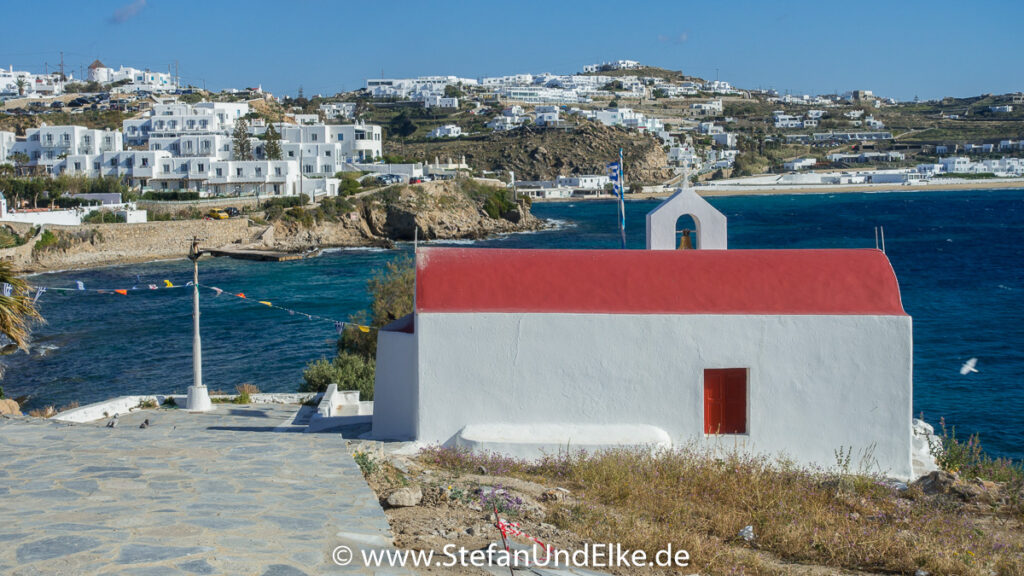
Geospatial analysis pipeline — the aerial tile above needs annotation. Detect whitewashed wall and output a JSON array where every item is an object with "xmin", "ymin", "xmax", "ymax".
[{"xmin": 403, "ymin": 312, "xmax": 913, "ymax": 479}]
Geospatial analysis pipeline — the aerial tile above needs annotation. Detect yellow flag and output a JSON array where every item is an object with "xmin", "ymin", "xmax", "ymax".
[
  {"xmin": 359, "ymin": 325, "xmax": 370, "ymax": 333},
  {"xmin": 164, "ymin": 280, "xmax": 173, "ymax": 288},
  {"xmin": 259, "ymin": 301, "xmax": 272, "ymax": 307}
]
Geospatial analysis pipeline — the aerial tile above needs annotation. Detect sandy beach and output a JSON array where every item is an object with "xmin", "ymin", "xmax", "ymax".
[{"xmin": 532, "ymin": 178, "xmax": 1024, "ymax": 201}]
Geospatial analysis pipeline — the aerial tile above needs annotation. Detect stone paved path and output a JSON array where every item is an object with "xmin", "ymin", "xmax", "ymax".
[{"xmin": 0, "ymin": 404, "xmax": 412, "ymax": 575}]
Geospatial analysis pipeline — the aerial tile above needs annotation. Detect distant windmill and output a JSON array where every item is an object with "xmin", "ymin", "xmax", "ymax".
[{"xmin": 959, "ymin": 357, "xmax": 979, "ymax": 375}]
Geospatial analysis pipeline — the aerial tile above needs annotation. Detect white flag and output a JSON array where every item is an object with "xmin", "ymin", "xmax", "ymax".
[{"xmin": 76, "ymin": 281, "xmax": 85, "ymax": 291}]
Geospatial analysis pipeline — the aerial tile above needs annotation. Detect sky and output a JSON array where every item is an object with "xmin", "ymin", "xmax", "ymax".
[{"xmin": 2, "ymin": 0, "xmax": 1022, "ymax": 101}]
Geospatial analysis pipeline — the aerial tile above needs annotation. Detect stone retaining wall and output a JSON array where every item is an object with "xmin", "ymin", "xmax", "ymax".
[{"xmin": 138, "ymin": 197, "xmax": 264, "ymax": 217}]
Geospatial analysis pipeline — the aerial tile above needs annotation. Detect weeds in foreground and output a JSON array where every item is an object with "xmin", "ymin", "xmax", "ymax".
[
  {"xmin": 353, "ymin": 451, "xmax": 379, "ymax": 476},
  {"xmin": 27, "ymin": 405, "xmax": 55, "ymax": 418},
  {"xmin": 136, "ymin": 399, "xmax": 157, "ymax": 409},
  {"xmin": 419, "ymin": 444, "xmax": 1024, "ymax": 576},
  {"xmin": 234, "ymin": 383, "xmax": 259, "ymax": 405},
  {"xmin": 935, "ymin": 418, "xmax": 1024, "ymax": 483}
]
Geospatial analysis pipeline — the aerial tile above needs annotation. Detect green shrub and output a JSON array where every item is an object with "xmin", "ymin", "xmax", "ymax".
[
  {"xmin": 33, "ymin": 230, "xmax": 60, "ymax": 252},
  {"xmin": 82, "ymin": 210, "xmax": 126, "ymax": 224},
  {"xmin": 300, "ymin": 352, "xmax": 375, "ymax": 400},
  {"xmin": 141, "ymin": 191, "xmax": 201, "ymax": 201},
  {"xmin": 934, "ymin": 418, "xmax": 1024, "ymax": 483}
]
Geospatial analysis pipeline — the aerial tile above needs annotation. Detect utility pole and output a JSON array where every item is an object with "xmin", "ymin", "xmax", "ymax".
[
  {"xmin": 59, "ymin": 51, "xmax": 65, "ymax": 81},
  {"xmin": 185, "ymin": 237, "xmax": 212, "ymax": 411}
]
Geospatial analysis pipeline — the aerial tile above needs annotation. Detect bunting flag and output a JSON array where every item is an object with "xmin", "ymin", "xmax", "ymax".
[
  {"xmin": 237, "ymin": 293, "xmax": 246, "ymax": 298},
  {"xmin": 148, "ymin": 284, "xmax": 157, "ymax": 290},
  {"xmin": 164, "ymin": 280, "xmax": 174, "ymax": 288},
  {"xmin": 114, "ymin": 289, "xmax": 128, "ymax": 296},
  {"xmin": 211, "ymin": 287, "xmax": 223, "ymax": 297},
  {"xmin": 359, "ymin": 325, "xmax": 370, "ymax": 333},
  {"xmin": 186, "ymin": 281, "xmax": 194, "ymax": 287},
  {"xmin": 33, "ymin": 287, "xmax": 46, "ymax": 304},
  {"xmin": 334, "ymin": 321, "xmax": 345, "ymax": 335},
  {"xmin": 77, "ymin": 281, "xmax": 85, "ymax": 291},
  {"xmin": 1, "ymin": 283, "xmax": 11, "ymax": 297},
  {"xmin": 259, "ymin": 301, "xmax": 272, "ymax": 307}
]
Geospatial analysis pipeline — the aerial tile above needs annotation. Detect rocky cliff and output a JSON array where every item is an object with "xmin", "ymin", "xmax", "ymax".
[{"xmin": 397, "ymin": 121, "xmax": 673, "ymax": 183}]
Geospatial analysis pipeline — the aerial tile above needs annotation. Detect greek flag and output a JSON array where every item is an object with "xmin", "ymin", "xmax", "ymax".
[
  {"xmin": 76, "ymin": 281, "xmax": 85, "ymax": 291},
  {"xmin": 33, "ymin": 287, "xmax": 46, "ymax": 304},
  {"xmin": 1, "ymin": 283, "xmax": 11, "ymax": 297},
  {"xmin": 607, "ymin": 162, "xmax": 620, "ymax": 181}
]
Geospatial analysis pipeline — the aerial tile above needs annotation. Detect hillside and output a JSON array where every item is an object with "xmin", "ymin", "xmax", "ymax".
[
  {"xmin": 393, "ymin": 121, "xmax": 673, "ymax": 183},
  {"xmin": 580, "ymin": 65, "xmax": 703, "ymax": 84}
]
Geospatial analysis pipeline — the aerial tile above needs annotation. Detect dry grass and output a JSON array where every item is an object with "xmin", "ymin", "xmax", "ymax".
[
  {"xmin": 234, "ymin": 383, "xmax": 260, "ymax": 404},
  {"xmin": 419, "ymin": 445, "xmax": 1024, "ymax": 576},
  {"xmin": 27, "ymin": 405, "xmax": 56, "ymax": 418}
]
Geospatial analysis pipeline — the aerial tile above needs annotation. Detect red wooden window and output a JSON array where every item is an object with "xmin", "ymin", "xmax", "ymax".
[{"xmin": 704, "ymin": 368, "xmax": 747, "ymax": 434}]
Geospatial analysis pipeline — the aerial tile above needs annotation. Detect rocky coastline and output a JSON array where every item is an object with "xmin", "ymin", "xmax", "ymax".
[{"xmin": 0, "ymin": 180, "xmax": 546, "ymax": 274}]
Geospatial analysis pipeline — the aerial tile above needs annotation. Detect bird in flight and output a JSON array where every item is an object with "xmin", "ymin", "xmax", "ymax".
[{"xmin": 960, "ymin": 358, "xmax": 979, "ymax": 375}]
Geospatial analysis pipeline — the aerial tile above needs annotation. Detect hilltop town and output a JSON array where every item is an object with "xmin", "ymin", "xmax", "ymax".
[{"xmin": 2, "ymin": 58, "xmax": 1023, "ymax": 210}]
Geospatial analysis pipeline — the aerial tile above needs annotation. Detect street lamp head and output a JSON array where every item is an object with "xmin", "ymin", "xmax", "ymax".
[{"xmin": 188, "ymin": 237, "xmax": 203, "ymax": 261}]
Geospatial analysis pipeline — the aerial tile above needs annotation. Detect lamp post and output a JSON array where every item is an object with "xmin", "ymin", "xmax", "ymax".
[{"xmin": 185, "ymin": 237, "xmax": 212, "ymax": 411}]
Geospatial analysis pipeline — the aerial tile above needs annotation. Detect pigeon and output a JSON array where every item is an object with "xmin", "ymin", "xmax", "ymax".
[
  {"xmin": 960, "ymin": 358, "xmax": 979, "ymax": 375},
  {"xmin": 139, "ymin": 419, "xmax": 150, "ymax": 429}
]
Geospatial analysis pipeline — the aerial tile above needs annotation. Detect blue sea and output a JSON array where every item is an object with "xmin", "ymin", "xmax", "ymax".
[{"xmin": 6, "ymin": 189, "xmax": 1023, "ymax": 459}]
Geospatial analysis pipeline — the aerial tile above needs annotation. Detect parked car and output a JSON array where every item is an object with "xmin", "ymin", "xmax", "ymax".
[
  {"xmin": 207, "ymin": 209, "xmax": 229, "ymax": 220},
  {"xmin": 224, "ymin": 207, "xmax": 240, "ymax": 218}
]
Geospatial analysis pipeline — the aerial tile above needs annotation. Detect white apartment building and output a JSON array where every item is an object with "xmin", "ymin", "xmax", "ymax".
[
  {"xmin": 534, "ymin": 105, "xmax": 561, "ymax": 126},
  {"xmin": 698, "ymin": 121, "xmax": 724, "ymax": 135},
  {"xmin": 712, "ymin": 133, "xmax": 737, "ymax": 148},
  {"xmin": 481, "ymin": 74, "xmax": 535, "ymax": 87},
  {"xmin": 54, "ymin": 151, "xmax": 333, "ymax": 197},
  {"xmin": 428, "ymin": 125, "xmax": 462, "ymax": 138},
  {"xmin": 940, "ymin": 156, "xmax": 972, "ymax": 173},
  {"xmin": 668, "ymin": 145, "xmax": 701, "ymax": 169},
  {"xmin": 320, "ymin": 102, "xmax": 357, "ymax": 121},
  {"xmin": 0, "ymin": 131, "xmax": 14, "ymax": 163},
  {"xmin": 149, "ymin": 134, "xmax": 233, "ymax": 160},
  {"xmin": 498, "ymin": 86, "xmax": 589, "ymax": 104},
  {"xmin": 124, "ymin": 102, "xmax": 249, "ymax": 145},
  {"xmin": 556, "ymin": 175, "xmax": 610, "ymax": 190},
  {"xmin": 365, "ymin": 76, "xmax": 477, "ymax": 99},
  {"xmin": 87, "ymin": 60, "xmax": 174, "ymax": 92},
  {"xmin": 784, "ymin": 158, "xmax": 817, "ymax": 171},
  {"xmin": 582, "ymin": 60, "xmax": 641, "ymax": 73},
  {"xmin": 420, "ymin": 95, "xmax": 459, "ymax": 109},
  {"xmin": 586, "ymin": 108, "xmax": 664, "ymax": 133},
  {"xmin": 989, "ymin": 105, "xmax": 1013, "ymax": 113},
  {"xmin": 10, "ymin": 126, "xmax": 123, "ymax": 173},
  {"xmin": 487, "ymin": 115, "xmax": 525, "ymax": 131},
  {"xmin": 690, "ymin": 100, "xmax": 724, "ymax": 116},
  {"xmin": 249, "ymin": 123, "xmax": 384, "ymax": 173}
]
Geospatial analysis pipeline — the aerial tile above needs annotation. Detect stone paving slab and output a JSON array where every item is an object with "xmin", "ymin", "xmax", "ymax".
[{"xmin": 0, "ymin": 405, "xmax": 413, "ymax": 575}]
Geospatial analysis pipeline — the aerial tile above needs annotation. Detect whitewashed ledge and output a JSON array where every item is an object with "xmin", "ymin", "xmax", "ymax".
[{"xmin": 53, "ymin": 392, "xmax": 320, "ymax": 424}]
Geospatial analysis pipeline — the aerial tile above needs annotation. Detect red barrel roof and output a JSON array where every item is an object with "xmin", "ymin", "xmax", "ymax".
[{"xmin": 415, "ymin": 247, "xmax": 907, "ymax": 316}]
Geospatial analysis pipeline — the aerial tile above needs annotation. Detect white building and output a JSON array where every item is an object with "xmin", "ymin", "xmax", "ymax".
[
  {"xmin": 940, "ymin": 156, "xmax": 972, "ymax": 173},
  {"xmin": 372, "ymin": 193, "xmax": 916, "ymax": 479},
  {"xmin": 556, "ymin": 175, "xmax": 610, "ymax": 190},
  {"xmin": 269, "ymin": 123, "xmax": 383, "ymax": 166},
  {"xmin": 582, "ymin": 60, "xmax": 641, "ymax": 73},
  {"xmin": 690, "ymin": 100, "xmax": 723, "ymax": 116},
  {"xmin": 534, "ymin": 105, "xmax": 561, "ymax": 126},
  {"xmin": 320, "ymin": 102, "xmax": 357, "ymax": 121},
  {"xmin": 427, "ymin": 125, "xmax": 462, "ymax": 138},
  {"xmin": 124, "ymin": 102, "xmax": 249, "ymax": 145},
  {"xmin": 712, "ymin": 133, "xmax": 737, "ymax": 148},
  {"xmin": 365, "ymin": 76, "xmax": 477, "ymax": 99},
  {"xmin": 10, "ymin": 125, "xmax": 123, "ymax": 173},
  {"xmin": 87, "ymin": 60, "xmax": 174, "ymax": 92},
  {"xmin": 0, "ymin": 66, "xmax": 68, "ymax": 96},
  {"xmin": 989, "ymin": 105, "xmax": 1013, "ymax": 113},
  {"xmin": 0, "ymin": 131, "xmax": 14, "ymax": 163},
  {"xmin": 149, "ymin": 134, "xmax": 232, "ymax": 160},
  {"xmin": 784, "ymin": 157, "xmax": 817, "ymax": 171},
  {"xmin": 420, "ymin": 95, "xmax": 459, "ymax": 109}
]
